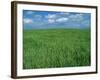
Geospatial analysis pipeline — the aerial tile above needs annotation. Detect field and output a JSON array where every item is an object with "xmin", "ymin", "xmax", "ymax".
[{"xmin": 23, "ymin": 29, "xmax": 91, "ymax": 69}]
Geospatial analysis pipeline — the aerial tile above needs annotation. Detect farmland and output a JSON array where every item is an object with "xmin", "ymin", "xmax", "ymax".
[{"xmin": 23, "ymin": 29, "xmax": 91, "ymax": 69}]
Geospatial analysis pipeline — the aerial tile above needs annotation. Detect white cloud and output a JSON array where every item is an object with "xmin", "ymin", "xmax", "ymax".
[
  {"xmin": 45, "ymin": 12, "xmax": 70, "ymax": 23},
  {"xmin": 26, "ymin": 11, "xmax": 34, "ymax": 14},
  {"xmin": 48, "ymin": 19, "xmax": 55, "ymax": 23},
  {"xmin": 56, "ymin": 17, "xmax": 68, "ymax": 22},
  {"xmin": 23, "ymin": 18, "xmax": 33, "ymax": 24},
  {"xmin": 68, "ymin": 13, "xmax": 84, "ymax": 21},
  {"xmin": 59, "ymin": 12, "xmax": 70, "ymax": 15},
  {"xmin": 45, "ymin": 14, "xmax": 56, "ymax": 19}
]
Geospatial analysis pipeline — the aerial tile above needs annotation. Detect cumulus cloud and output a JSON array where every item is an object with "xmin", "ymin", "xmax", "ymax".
[
  {"xmin": 48, "ymin": 19, "xmax": 55, "ymax": 23},
  {"xmin": 46, "ymin": 13, "xmax": 69, "ymax": 23},
  {"xmin": 59, "ymin": 12, "xmax": 70, "ymax": 15},
  {"xmin": 45, "ymin": 14, "xmax": 56, "ymax": 19},
  {"xmin": 68, "ymin": 13, "xmax": 84, "ymax": 21},
  {"xmin": 26, "ymin": 11, "xmax": 35, "ymax": 14},
  {"xmin": 23, "ymin": 10, "xmax": 90, "ymax": 29},
  {"xmin": 56, "ymin": 17, "xmax": 68, "ymax": 22},
  {"xmin": 23, "ymin": 18, "xmax": 33, "ymax": 24}
]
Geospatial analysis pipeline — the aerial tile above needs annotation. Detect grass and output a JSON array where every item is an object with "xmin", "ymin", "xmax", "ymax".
[{"xmin": 23, "ymin": 29, "xmax": 91, "ymax": 69}]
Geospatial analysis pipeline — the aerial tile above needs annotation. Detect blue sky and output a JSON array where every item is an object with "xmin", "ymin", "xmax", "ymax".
[{"xmin": 23, "ymin": 10, "xmax": 91, "ymax": 29}]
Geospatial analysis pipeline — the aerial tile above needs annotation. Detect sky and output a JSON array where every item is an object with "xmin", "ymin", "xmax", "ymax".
[{"xmin": 23, "ymin": 10, "xmax": 91, "ymax": 30}]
